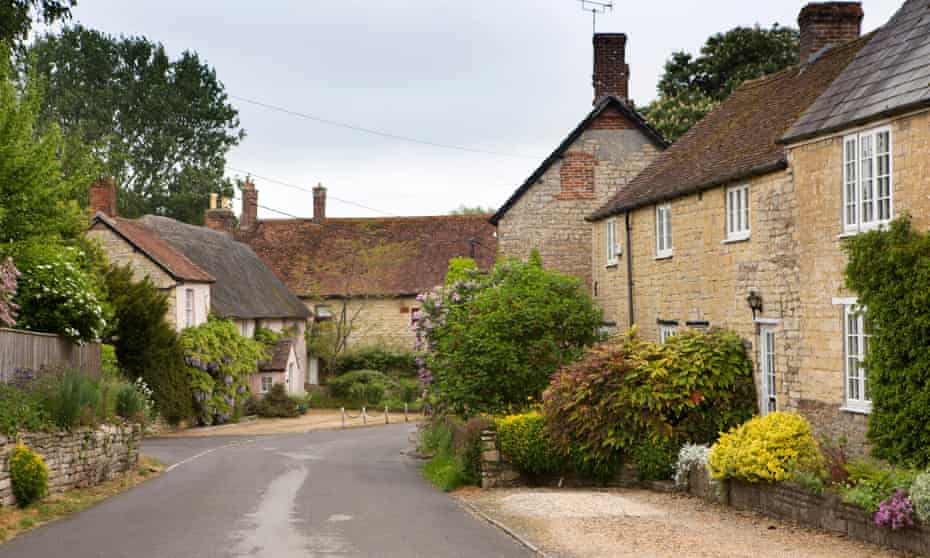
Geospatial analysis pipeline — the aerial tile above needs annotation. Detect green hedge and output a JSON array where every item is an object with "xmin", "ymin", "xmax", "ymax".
[{"xmin": 496, "ymin": 412, "xmax": 562, "ymax": 476}]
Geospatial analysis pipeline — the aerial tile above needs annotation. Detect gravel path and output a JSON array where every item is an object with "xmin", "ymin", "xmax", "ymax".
[{"xmin": 459, "ymin": 488, "xmax": 911, "ymax": 558}]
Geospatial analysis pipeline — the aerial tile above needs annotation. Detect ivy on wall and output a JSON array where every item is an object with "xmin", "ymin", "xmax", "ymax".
[{"xmin": 844, "ymin": 215, "xmax": 930, "ymax": 466}]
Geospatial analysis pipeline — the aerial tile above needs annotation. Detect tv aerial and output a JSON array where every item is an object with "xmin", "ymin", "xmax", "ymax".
[{"xmin": 579, "ymin": 0, "xmax": 613, "ymax": 33}]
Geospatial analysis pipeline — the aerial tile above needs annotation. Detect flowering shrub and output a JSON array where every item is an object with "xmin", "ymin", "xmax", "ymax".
[
  {"xmin": 10, "ymin": 444, "xmax": 48, "ymax": 507},
  {"xmin": 181, "ymin": 318, "xmax": 267, "ymax": 425},
  {"xmin": 496, "ymin": 412, "xmax": 562, "ymax": 476},
  {"xmin": 841, "ymin": 458, "xmax": 916, "ymax": 514},
  {"xmin": 909, "ymin": 471, "xmax": 930, "ymax": 523},
  {"xmin": 413, "ymin": 254, "xmax": 602, "ymax": 414},
  {"xmin": 709, "ymin": 412, "xmax": 824, "ymax": 483},
  {"xmin": 875, "ymin": 490, "xmax": 915, "ymax": 530},
  {"xmin": 674, "ymin": 444, "xmax": 711, "ymax": 488},
  {"xmin": 543, "ymin": 329, "xmax": 755, "ymax": 480},
  {"xmin": 14, "ymin": 245, "xmax": 108, "ymax": 343},
  {"xmin": 0, "ymin": 257, "xmax": 20, "ymax": 327}
]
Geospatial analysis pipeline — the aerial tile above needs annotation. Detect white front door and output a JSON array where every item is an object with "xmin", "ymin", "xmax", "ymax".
[{"xmin": 759, "ymin": 327, "xmax": 776, "ymax": 415}]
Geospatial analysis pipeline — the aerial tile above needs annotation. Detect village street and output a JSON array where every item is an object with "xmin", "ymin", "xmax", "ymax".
[{"xmin": 0, "ymin": 424, "xmax": 532, "ymax": 558}]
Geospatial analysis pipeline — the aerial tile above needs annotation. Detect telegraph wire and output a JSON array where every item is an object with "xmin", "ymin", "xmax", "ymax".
[
  {"xmin": 229, "ymin": 94, "xmax": 544, "ymax": 160},
  {"xmin": 226, "ymin": 166, "xmax": 399, "ymax": 217}
]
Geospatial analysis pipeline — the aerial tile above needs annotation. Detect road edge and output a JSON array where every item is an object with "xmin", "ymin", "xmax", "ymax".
[{"xmin": 457, "ymin": 498, "xmax": 553, "ymax": 558}]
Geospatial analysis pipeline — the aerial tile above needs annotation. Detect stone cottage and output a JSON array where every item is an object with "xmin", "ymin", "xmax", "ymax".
[
  {"xmin": 87, "ymin": 180, "xmax": 312, "ymax": 393},
  {"xmin": 780, "ymin": 0, "xmax": 930, "ymax": 447},
  {"xmin": 491, "ymin": 32, "xmax": 667, "ymax": 290},
  {"xmin": 232, "ymin": 183, "xmax": 497, "ymax": 357},
  {"xmin": 587, "ymin": 2, "xmax": 870, "ymax": 443}
]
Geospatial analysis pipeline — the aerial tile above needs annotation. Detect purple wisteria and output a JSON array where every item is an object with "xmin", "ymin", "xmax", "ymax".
[{"xmin": 0, "ymin": 257, "xmax": 20, "ymax": 327}]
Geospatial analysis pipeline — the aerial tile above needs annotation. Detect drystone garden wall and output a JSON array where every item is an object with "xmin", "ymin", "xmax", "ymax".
[
  {"xmin": 0, "ymin": 424, "xmax": 141, "ymax": 506},
  {"xmin": 686, "ymin": 467, "xmax": 930, "ymax": 556}
]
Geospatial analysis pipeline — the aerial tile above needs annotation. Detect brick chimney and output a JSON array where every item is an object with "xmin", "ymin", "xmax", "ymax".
[
  {"xmin": 240, "ymin": 180, "xmax": 258, "ymax": 230},
  {"xmin": 204, "ymin": 194, "xmax": 236, "ymax": 236},
  {"xmin": 313, "ymin": 183, "xmax": 326, "ymax": 223},
  {"xmin": 90, "ymin": 178, "xmax": 117, "ymax": 218},
  {"xmin": 798, "ymin": 2, "xmax": 863, "ymax": 65},
  {"xmin": 592, "ymin": 33, "xmax": 629, "ymax": 105}
]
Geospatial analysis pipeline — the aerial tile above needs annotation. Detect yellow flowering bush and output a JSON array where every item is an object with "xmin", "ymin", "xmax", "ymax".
[
  {"xmin": 496, "ymin": 412, "xmax": 561, "ymax": 476},
  {"xmin": 709, "ymin": 412, "xmax": 824, "ymax": 483},
  {"xmin": 9, "ymin": 443, "xmax": 48, "ymax": 507}
]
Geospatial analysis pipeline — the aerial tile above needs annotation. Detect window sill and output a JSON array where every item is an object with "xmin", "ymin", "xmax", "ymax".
[
  {"xmin": 838, "ymin": 223, "xmax": 892, "ymax": 239},
  {"xmin": 655, "ymin": 253, "xmax": 673, "ymax": 261},
  {"xmin": 605, "ymin": 262, "xmax": 619, "ymax": 269},
  {"xmin": 840, "ymin": 405, "xmax": 871, "ymax": 415},
  {"xmin": 722, "ymin": 235, "xmax": 750, "ymax": 244}
]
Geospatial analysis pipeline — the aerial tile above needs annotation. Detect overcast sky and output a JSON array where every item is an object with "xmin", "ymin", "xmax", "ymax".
[{"xmin": 60, "ymin": 1, "xmax": 900, "ymax": 219}]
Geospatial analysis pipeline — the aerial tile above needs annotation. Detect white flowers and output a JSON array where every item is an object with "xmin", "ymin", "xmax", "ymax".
[{"xmin": 674, "ymin": 443, "xmax": 711, "ymax": 488}]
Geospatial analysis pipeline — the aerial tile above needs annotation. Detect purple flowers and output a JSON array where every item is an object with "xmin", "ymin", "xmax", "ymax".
[
  {"xmin": 875, "ymin": 489, "xmax": 914, "ymax": 530},
  {"xmin": 0, "ymin": 257, "xmax": 20, "ymax": 327}
]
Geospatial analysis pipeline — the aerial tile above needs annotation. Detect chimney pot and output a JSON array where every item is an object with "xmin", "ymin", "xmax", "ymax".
[
  {"xmin": 313, "ymin": 183, "xmax": 326, "ymax": 223},
  {"xmin": 90, "ymin": 178, "xmax": 117, "ymax": 218},
  {"xmin": 240, "ymin": 180, "xmax": 258, "ymax": 230},
  {"xmin": 798, "ymin": 2, "xmax": 863, "ymax": 65},
  {"xmin": 592, "ymin": 33, "xmax": 629, "ymax": 105}
]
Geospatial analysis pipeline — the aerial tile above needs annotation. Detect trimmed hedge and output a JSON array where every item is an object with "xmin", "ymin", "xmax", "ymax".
[{"xmin": 496, "ymin": 412, "xmax": 562, "ymax": 477}]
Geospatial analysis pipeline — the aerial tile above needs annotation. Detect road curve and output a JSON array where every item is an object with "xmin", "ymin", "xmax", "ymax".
[{"xmin": 0, "ymin": 423, "xmax": 534, "ymax": 558}]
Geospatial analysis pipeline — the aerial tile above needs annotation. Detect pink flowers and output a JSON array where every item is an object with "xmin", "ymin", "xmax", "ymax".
[
  {"xmin": 875, "ymin": 489, "xmax": 914, "ymax": 530},
  {"xmin": 0, "ymin": 257, "xmax": 20, "ymax": 327}
]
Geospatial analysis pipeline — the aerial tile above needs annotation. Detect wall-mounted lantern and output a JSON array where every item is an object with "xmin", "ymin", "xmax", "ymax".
[{"xmin": 746, "ymin": 290, "xmax": 763, "ymax": 320}]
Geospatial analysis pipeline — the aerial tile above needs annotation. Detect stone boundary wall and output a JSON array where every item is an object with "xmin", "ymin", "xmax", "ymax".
[
  {"xmin": 0, "ymin": 424, "xmax": 141, "ymax": 506},
  {"xmin": 687, "ymin": 468, "xmax": 930, "ymax": 556}
]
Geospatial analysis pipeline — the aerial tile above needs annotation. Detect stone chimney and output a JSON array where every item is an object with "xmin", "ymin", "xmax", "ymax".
[
  {"xmin": 798, "ymin": 2, "xmax": 863, "ymax": 65},
  {"xmin": 592, "ymin": 33, "xmax": 629, "ymax": 105},
  {"xmin": 204, "ymin": 193, "xmax": 236, "ymax": 236},
  {"xmin": 313, "ymin": 183, "xmax": 326, "ymax": 223},
  {"xmin": 240, "ymin": 180, "xmax": 258, "ymax": 230},
  {"xmin": 90, "ymin": 178, "xmax": 117, "ymax": 218}
]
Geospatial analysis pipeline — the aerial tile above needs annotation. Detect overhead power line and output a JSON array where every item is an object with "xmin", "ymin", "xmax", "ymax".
[
  {"xmin": 229, "ymin": 94, "xmax": 543, "ymax": 160},
  {"xmin": 231, "ymin": 195, "xmax": 301, "ymax": 219},
  {"xmin": 226, "ymin": 166, "xmax": 399, "ymax": 217}
]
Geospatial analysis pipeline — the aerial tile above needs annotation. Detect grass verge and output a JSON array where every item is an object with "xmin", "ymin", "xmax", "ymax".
[
  {"xmin": 423, "ymin": 452, "xmax": 469, "ymax": 492},
  {"xmin": 0, "ymin": 455, "xmax": 163, "ymax": 544}
]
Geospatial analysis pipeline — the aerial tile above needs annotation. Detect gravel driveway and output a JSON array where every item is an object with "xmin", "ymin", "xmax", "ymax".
[{"xmin": 459, "ymin": 488, "xmax": 910, "ymax": 558}]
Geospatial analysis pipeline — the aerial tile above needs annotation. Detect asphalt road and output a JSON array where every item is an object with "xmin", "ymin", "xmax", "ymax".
[{"xmin": 0, "ymin": 423, "xmax": 534, "ymax": 558}]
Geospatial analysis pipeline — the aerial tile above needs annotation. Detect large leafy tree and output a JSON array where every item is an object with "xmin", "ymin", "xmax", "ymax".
[
  {"xmin": 24, "ymin": 25, "xmax": 244, "ymax": 224},
  {"xmin": 0, "ymin": 0, "xmax": 74, "ymax": 45},
  {"xmin": 642, "ymin": 25, "xmax": 799, "ymax": 142}
]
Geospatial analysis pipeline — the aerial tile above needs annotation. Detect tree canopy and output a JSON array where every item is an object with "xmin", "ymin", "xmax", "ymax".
[
  {"xmin": 0, "ymin": 0, "xmax": 74, "ymax": 45},
  {"xmin": 642, "ymin": 25, "xmax": 799, "ymax": 142},
  {"xmin": 23, "ymin": 25, "xmax": 244, "ymax": 224}
]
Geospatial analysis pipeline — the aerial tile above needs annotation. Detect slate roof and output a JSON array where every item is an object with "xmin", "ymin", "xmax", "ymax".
[
  {"xmin": 489, "ymin": 96, "xmax": 667, "ymax": 225},
  {"xmin": 589, "ymin": 35, "xmax": 871, "ymax": 220},
  {"xmin": 91, "ymin": 213, "xmax": 215, "ymax": 283},
  {"xmin": 783, "ymin": 0, "xmax": 930, "ymax": 143},
  {"xmin": 135, "ymin": 215, "xmax": 309, "ymax": 320},
  {"xmin": 236, "ymin": 215, "xmax": 497, "ymax": 298},
  {"xmin": 259, "ymin": 339, "xmax": 294, "ymax": 372}
]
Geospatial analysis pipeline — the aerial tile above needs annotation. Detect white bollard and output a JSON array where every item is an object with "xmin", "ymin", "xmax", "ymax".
[
  {"xmin": 404, "ymin": 402, "xmax": 409, "ymax": 423},
  {"xmin": 341, "ymin": 407, "xmax": 345, "ymax": 429},
  {"xmin": 362, "ymin": 406, "xmax": 367, "ymax": 425},
  {"xmin": 385, "ymin": 405, "xmax": 389, "ymax": 424}
]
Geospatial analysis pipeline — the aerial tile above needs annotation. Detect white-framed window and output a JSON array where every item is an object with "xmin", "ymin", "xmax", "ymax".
[
  {"xmin": 843, "ymin": 127, "xmax": 892, "ymax": 234},
  {"xmin": 759, "ymin": 326, "xmax": 776, "ymax": 415},
  {"xmin": 655, "ymin": 204, "xmax": 672, "ymax": 258},
  {"xmin": 185, "ymin": 288, "xmax": 195, "ymax": 328},
  {"xmin": 658, "ymin": 322, "xmax": 677, "ymax": 343},
  {"xmin": 725, "ymin": 184, "xmax": 750, "ymax": 240},
  {"xmin": 410, "ymin": 307, "xmax": 420, "ymax": 326},
  {"xmin": 844, "ymin": 304, "xmax": 871, "ymax": 412},
  {"xmin": 261, "ymin": 375, "xmax": 273, "ymax": 393},
  {"xmin": 606, "ymin": 218, "xmax": 620, "ymax": 266}
]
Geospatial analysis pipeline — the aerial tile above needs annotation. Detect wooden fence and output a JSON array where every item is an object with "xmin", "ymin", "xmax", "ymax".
[{"xmin": 0, "ymin": 328, "xmax": 102, "ymax": 382}]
